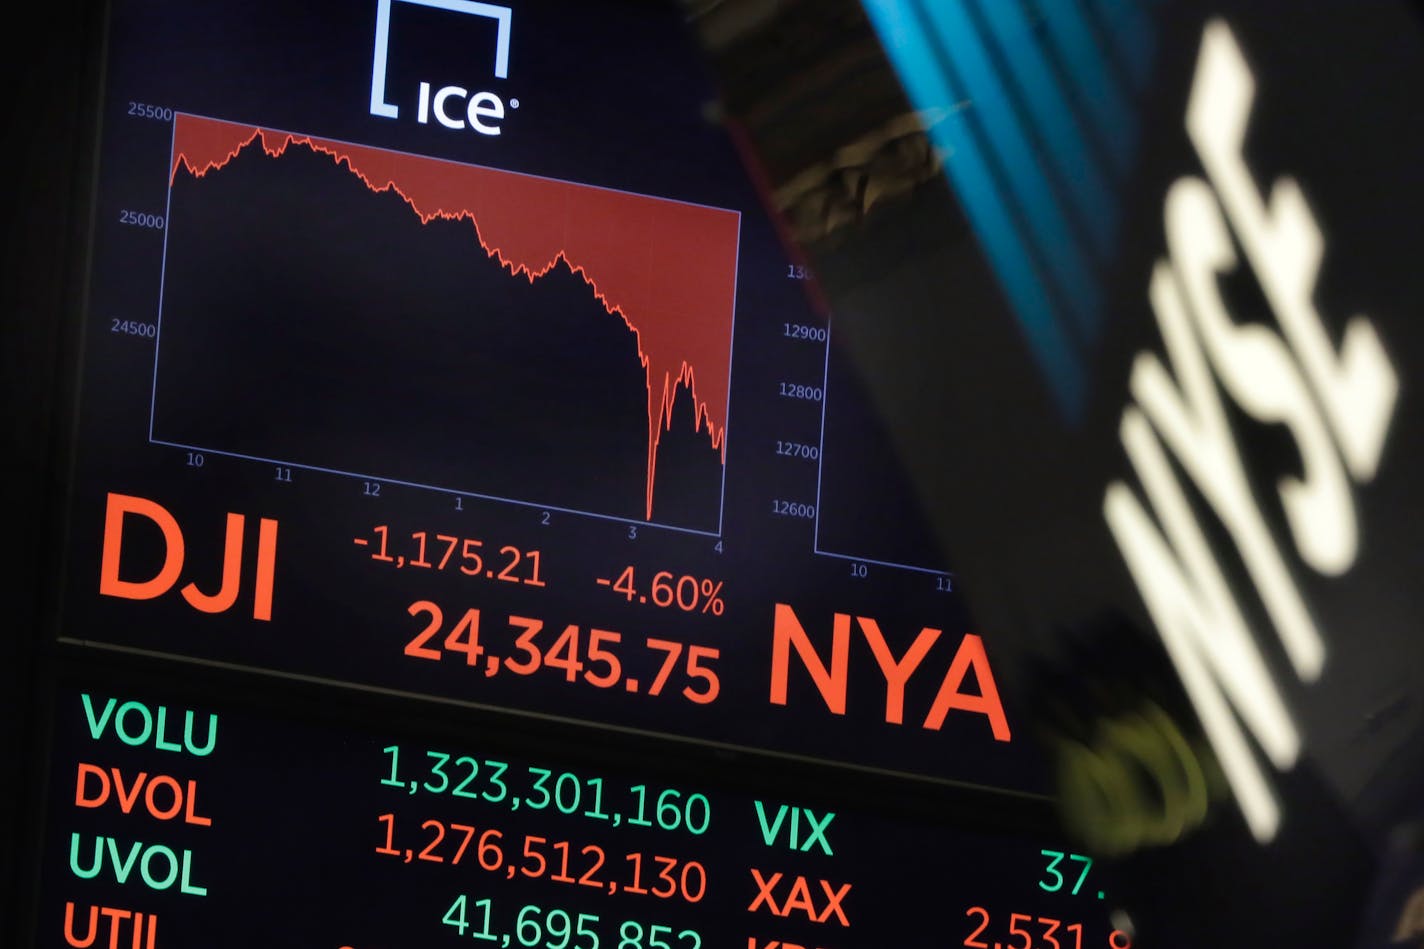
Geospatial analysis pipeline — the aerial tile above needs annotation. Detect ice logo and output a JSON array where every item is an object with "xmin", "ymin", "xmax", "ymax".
[{"xmin": 369, "ymin": 0, "xmax": 516, "ymax": 136}]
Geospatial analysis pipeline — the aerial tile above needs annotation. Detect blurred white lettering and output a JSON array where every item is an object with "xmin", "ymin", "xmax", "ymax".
[{"xmin": 1103, "ymin": 19, "xmax": 1397, "ymax": 843}]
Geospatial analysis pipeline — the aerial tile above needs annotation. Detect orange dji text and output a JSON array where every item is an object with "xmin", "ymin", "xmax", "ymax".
[{"xmin": 98, "ymin": 492, "xmax": 278, "ymax": 620}]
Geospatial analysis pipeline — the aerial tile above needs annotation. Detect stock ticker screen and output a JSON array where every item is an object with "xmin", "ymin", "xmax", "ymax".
[
  {"xmin": 39, "ymin": 679, "xmax": 1131, "ymax": 948},
  {"xmin": 31, "ymin": 0, "xmax": 1112, "ymax": 945},
  {"xmin": 63, "ymin": 0, "xmax": 1036, "ymax": 789},
  {"xmin": 28, "ymin": 0, "xmax": 1424, "ymax": 944}
]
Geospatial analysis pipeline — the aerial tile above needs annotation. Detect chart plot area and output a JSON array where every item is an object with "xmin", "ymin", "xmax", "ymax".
[
  {"xmin": 153, "ymin": 114, "xmax": 740, "ymax": 531},
  {"xmin": 814, "ymin": 327, "xmax": 952, "ymax": 574}
]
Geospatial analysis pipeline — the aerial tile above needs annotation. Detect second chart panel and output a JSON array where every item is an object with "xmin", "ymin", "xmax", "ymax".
[{"xmin": 814, "ymin": 326, "xmax": 952, "ymax": 576}]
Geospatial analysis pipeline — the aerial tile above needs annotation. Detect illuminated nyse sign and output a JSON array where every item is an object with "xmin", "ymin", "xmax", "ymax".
[
  {"xmin": 1104, "ymin": 20, "xmax": 1398, "ymax": 842},
  {"xmin": 368, "ymin": 0, "xmax": 517, "ymax": 135}
]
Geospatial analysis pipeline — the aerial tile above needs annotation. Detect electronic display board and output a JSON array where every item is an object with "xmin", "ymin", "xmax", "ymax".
[
  {"xmin": 56, "ymin": 0, "xmax": 1042, "ymax": 794},
  {"xmin": 17, "ymin": 0, "xmax": 1422, "ymax": 945},
  {"xmin": 35, "ymin": 678, "xmax": 1131, "ymax": 948}
]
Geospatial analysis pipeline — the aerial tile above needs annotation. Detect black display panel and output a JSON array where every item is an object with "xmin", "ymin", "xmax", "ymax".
[
  {"xmin": 57, "ymin": 0, "xmax": 1045, "ymax": 795},
  {"xmin": 756, "ymin": 1, "xmax": 1424, "ymax": 945},
  {"xmin": 36, "ymin": 681, "xmax": 1129, "ymax": 948}
]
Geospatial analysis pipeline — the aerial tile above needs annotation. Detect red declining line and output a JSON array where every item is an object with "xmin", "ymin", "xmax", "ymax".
[{"xmin": 170, "ymin": 114, "xmax": 739, "ymax": 520}]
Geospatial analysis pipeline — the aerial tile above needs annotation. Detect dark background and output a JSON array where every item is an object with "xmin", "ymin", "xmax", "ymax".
[{"xmin": 6, "ymin": 1, "xmax": 1424, "ymax": 947}]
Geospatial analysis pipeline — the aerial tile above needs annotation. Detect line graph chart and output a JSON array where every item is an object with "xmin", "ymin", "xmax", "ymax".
[{"xmin": 152, "ymin": 114, "xmax": 740, "ymax": 532}]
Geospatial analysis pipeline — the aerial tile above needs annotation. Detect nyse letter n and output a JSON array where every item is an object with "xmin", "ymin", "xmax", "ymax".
[
  {"xmin": 1105, "ymin": 264, "xmax": 1303, "ymax": 844},
  {"xmin": 1104, "ymin": 403, "xmax": 1297, "ymax": 842}
]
